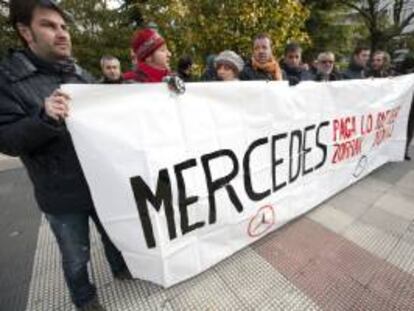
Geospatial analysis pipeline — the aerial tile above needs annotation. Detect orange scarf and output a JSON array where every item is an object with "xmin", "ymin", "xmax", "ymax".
[{"xmin": 252, "ymin": 57, "xmax": 283, "ymax": 81}]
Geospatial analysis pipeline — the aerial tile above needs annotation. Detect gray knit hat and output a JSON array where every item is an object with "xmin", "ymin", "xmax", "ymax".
[{"xmin": 215, "ymin": 50, "xmax": 245, "ymax": 73}]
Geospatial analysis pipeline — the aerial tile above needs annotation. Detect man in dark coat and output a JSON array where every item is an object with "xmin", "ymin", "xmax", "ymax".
[
  {"xmin": 0, "ymin": 1, "xmax": 130, "ymax": 310},
  {"xmin": 240, "ymin": 33, "xmax": 284, "ymax": 81},
  {"xmin": 200, "ymin": 54, "xmax": 218, "ymax": 81},
  {"xmin": 280, "ymin": 43, "xmax": 313, "ymax": 85},
  {"xmin": 177, "ymin": 55, "xmax": 196, "ymax": 82},
  {"xmin": 343, "ymin": 46, "xmax": 370, "ymax": 79},
  {"xmin": 99, "ymin": 55, "xmax": 124, "ymax": 84},
  {"xmin": 400, "ymin": 53, "xmax": 414, "ymax": 160},
  {"xmin": 406, "ymin": 98, "xmax": 414, "ymax": 161},
  {"xmin": 313, "ymin": 52, "xmax": 342, "ymax": 82}
]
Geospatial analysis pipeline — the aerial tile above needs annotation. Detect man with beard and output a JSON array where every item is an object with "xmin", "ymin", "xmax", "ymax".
[
  {"xmin": 240, "ymin": 33, "xmax": 283, "ymax": 81},
  {"xmin": 0, "ymin": 1, "xmax": 131, "ymax": 310},
  {"xmin": 366, "ymin": 51, "xmax": 394, "ymax": 78},
  {"xmin": 313, "ymin": 52, "xmax": 342, "ymax": 82},
  {"xmin": 99, "ymin": 55, "xmax": 124, "ymax": 84}
]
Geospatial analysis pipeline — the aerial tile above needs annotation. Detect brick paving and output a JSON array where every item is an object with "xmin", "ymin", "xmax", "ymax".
[{"xmin": 1, "ymin": 148, "xmax": 414, "ymax": 310}]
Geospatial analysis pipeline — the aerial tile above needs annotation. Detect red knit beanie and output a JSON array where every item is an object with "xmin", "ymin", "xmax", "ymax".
[{"xmin": 131, "ymin": 28, "xmax": 165, "ymax": 62}]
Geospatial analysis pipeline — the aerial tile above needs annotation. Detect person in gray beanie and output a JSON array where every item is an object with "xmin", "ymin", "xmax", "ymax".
[{"xmin": 215, "ymin": 50, "xmax": 245, "ymax": 81}]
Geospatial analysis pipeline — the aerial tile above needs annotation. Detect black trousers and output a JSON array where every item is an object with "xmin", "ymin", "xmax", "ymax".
[{"xmin": 407, "ymin": 96, "xmax": 414, "ymax": 154}]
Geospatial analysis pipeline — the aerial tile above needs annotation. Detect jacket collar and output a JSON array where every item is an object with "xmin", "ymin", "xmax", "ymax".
[
  {"xmin": 135, "ymin": 62, "xmax": 170, "ymax": 83},
  {"xmin": 0, "ymin": 49, "xmax": 83, "ymax": 83},
  {"xmin": 349, "ymin": 61, "xmax": 365, "ymax": 72},
  {"xmin": 0, "ymin": 50, "xmax": 37, "ymax": 82}
]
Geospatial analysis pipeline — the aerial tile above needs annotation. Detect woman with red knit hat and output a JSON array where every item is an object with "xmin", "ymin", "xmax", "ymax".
[{"xmin": 126, "ymin": 28, "xmax": 172, "ymax": 83}]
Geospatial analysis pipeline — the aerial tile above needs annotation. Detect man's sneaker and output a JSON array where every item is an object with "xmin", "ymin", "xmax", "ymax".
[
  {"xmin": 76, "ymin": 298, "xmax": 106, "ymax": 311},
  {"xmin": 113, "ymin": 268, "xmax": 133, "ymax": 280}
]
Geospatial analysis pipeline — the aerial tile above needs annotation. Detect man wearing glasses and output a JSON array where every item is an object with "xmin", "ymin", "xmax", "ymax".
[{"xmin": 314, "ymin": 52, "xmax": 342, "ymax": 82}]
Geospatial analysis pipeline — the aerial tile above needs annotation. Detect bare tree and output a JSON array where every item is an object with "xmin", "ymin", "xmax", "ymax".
[{"xmin": 338, "ymin": 0, "xmax": 414, "ymax": 51}]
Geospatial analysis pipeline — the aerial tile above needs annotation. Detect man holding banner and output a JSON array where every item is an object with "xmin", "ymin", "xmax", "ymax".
[{"xmin": 0, "ymin": 1, "xmax": 130, "ymax": 310}]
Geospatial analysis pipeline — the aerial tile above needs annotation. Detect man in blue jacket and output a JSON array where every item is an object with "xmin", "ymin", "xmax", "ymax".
[{"xmin": 0, "ymin": 1, "xmax": 130, "ymax": 310}]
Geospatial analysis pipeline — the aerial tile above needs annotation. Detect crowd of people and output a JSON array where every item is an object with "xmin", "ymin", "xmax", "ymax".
[
  {"xmin": 0, "ymin": 1, "xmax": 413, "ymax": 311},
  {"xmin": 100, "ymin": 26, "xmax": 414, "ymax": 163},
  {"xmin": 99, "ymin": 29, "xmax": 413, "ymax": 86}
]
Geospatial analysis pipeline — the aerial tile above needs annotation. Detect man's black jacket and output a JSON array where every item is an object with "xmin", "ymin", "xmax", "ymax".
[
  {"xmin": 0, "ymin": 50, "xmax": 95, "ymax": 214},
  {"xmin": 343, "ymin": 62, "xmax": 366, "ymax": 80},
  {"xmin": 240, "ymin": 61, "xmax": 275, "ymax": 81},
  {"xmin": 280, "ymin": 63, "xmax": 314, "ymax": 86}
]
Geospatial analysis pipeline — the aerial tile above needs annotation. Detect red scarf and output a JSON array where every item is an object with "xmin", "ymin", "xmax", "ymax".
[
  {"xmin": 122, "ymin": 70, "xmax": 136, "ymax": 81},
  {"xmin": 131, "ymin": 62, "xmax": 170, "ymax": 83}
]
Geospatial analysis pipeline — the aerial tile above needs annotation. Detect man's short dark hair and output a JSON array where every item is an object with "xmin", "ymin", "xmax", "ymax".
[
  {"xmin": 284, "ymin": 42, "xmax": 302, "ymax": 55},
  {"xmin": 253, "ymin": 33, "xmax": 272, "ymax": 45},
  {"xmin": 9, "ymin": 0, "xmax": 72, "ymax": 29},
  {"xmin": 353, "ymin": 45, "xmax": 370, "ymax": 56}
]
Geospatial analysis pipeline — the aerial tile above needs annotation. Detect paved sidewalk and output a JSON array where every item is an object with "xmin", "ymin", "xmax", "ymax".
[
  {"xmin": 0, "ymin": 154, "xmax": 21, "ymax": 171},
  {"xmin": 0, "ymin": 166, "xmax": 40, "ymax": 311},
  {"xmin": 19, "ymin": 147, "xmax": 414, "ymax": 311}
]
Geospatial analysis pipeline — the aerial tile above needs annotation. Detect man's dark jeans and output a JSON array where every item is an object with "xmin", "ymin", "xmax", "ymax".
[
  {"xmin": 45, "ymin": 209, "xmax": 127, "ymax": 308},
  {"xmin": 407, "ymin": 96, "xmax": 414, "ymax": 154}
]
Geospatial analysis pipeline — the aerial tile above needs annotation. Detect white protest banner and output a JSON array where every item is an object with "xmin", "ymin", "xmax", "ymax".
[{"xmin": 65, "ymin": 74, "xmax": 414, "ymax": 287}]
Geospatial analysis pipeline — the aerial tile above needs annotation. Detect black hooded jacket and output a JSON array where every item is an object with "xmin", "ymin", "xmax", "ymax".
[
  {"xmin": 0, "ymin": 50, "xmax": 95, "ymax": 214},
  {"xmin": 343, "ymin": 62, "xmax": 366, "ymax": 80},
  {"xmin": 240, "ymin": 60, "xmax": 276, "ymax": 81},
  {"xmin": 314, "ymin": 69, "xmax": 343, "ymax": 82},
  {"xmin": 280, "ymin": 63, "xmax": 313, "ymax": 86}
]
